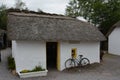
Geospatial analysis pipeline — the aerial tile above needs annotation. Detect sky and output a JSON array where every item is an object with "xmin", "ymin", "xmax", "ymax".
[
  {"xmin": 0, "ymin": 0, "xmax": 69, "ymax": 15},
  {"xmin": 0, "ymin": 0, "xmax": 87, "ymax": 21}
]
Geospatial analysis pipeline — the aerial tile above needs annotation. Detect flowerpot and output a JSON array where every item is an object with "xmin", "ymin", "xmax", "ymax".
[{"xmin": 18, "ymin": 70, "xmax": 48, "ymax": 78}]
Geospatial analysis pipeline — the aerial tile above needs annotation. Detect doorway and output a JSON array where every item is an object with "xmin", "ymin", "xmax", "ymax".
[{"xmin": 46, "ymin": 42, "xmax": 57, "ymax": 69}]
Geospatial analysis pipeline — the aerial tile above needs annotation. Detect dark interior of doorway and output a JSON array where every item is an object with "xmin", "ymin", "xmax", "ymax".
[{"xmin": 46, "ymin": 42, "xmax": 57, "ymax": 69}]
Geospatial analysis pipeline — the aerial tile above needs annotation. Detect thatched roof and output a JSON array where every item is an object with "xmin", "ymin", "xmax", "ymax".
[
  {"xmin": 106, "ymin": 21, "xmax": 120, "ymax": 36},
  {"xmin": 7, "ymin": 12, "xmax": 106, "ymax": 41}
]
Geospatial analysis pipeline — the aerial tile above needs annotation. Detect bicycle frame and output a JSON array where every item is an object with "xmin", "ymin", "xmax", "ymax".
[
  {"xmin": 73, "ymin": 55, "xmax": 83, "ymax": 66},
  {"xmin": 65, "ymin": 54, "xmax": 90, "ymax": 69}
]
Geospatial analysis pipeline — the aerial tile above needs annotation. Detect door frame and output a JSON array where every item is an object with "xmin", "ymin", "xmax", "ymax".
[{"xmin": 46, "ymin": 42, "xmax": 60, "ymax": 70}]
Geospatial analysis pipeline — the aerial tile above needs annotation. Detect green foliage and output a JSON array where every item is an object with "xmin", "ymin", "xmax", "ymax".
[
  {"xmin": 7, "ymin": 56, "xmax": 16, "ymax": 70},
  {"xmin": 0, "ymin": 1, "xmax": 28, "ymax": 30},
  {"xmin": 66, "ymin": 0, "xmax": 120, "ymax": 35},
  {"xmin": 0, "ymin": 4, "xmax": 7, "ymax": 30},
  {"xmin": 20, "ymin": 66, "xmax": 45, "ymax": 73},
  {"xmin": 15, "ymin": 0, "xmax": 27, "ymax": 10},
  {"xmin": 20, "ymin": 69, "xmax": 30, "ymax": 73},
  {"xmin": 32, "ymin": 66, "xmax": 45, "ymax": 72}
]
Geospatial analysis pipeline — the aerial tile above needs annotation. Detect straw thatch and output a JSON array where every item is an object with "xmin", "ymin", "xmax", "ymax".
[{"xmin": 7, "ymin": 12, "xmax": 106, "ymax": 41}]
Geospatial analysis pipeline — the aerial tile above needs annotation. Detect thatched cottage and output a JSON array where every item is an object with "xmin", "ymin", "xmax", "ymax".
[
  {"xmin": 107, "ymin": 21, "xmax": 120, "ymax": 55},
  {"xmin": 7, "ymin": 11, "xmax": 105, "ymax": 75}
]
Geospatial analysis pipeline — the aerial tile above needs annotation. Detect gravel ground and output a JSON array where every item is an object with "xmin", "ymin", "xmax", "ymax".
[{"xmin": 0, "ymin": 48, "xmax": 120, "ymax": 80}]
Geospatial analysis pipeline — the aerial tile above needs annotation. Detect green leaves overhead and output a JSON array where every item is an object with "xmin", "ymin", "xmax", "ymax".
[
  {"xmin": 0, "ymin": 5, "xmax": 7, "ymax": 30},
  {"xmin": 66, "ymin": 0, "xmax": 120, "ymax": 34},
  {"xmin": 15, "ymin": 0, "xmax": 27, "ymax": 10}
]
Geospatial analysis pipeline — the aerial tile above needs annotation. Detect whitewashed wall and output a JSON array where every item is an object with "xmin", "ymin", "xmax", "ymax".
[
  {"xmin": 12, "ymin": 40, "xmax": 100, "ymax": 72},
  {"xmin": 12, "ymin": 40, "xmax": 46, "ymax": 73},
  {"xmin": 59, "ymin": 41, "xmax": 100, "ymax": 71},
  {"xmin": 12, "ymin": 40, "xmax": 17, "ymax": 58},
  {"xmin": 109, "ymin": 27, "xmax": 120, "ymax": 55}
]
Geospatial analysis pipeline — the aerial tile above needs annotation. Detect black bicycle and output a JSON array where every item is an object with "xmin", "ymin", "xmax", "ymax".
[{"xmin": 65, "ymin": 55, "xmax": 90, "ymax": 69}]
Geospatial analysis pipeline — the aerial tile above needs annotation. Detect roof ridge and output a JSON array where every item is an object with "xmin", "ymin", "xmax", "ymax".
[
  {"xmin": 9, "ymin": 12, "xmax": 76, "ymax": 20},
  {"xmin": 8, "ymin": 9, "xmax": 92, "ymax": 23},
  {"xmin": 7, "ymin": 8, "xmax": 65, "ymax": 17}
]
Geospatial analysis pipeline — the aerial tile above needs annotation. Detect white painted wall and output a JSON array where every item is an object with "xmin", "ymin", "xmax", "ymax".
[
  {"xmin": 59, "ymin": 41, "xmax": 100, "ymax": 71},
  {"xmin": 12, "ymin": 40, "xmax": 46, "ymax": 73},
  {"xmin": 109, "ymin": 27, "xmax": 120, "ymax": 55},
  {"xmin": 12, "ymin": 40, "xmax": 17, "ymax": 58},
  {"xmin": 12, "ymin": 40, "xmax": 100, "ymax": 72}
]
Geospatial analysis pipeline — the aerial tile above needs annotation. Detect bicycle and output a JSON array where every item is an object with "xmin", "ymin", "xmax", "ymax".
[{"xmin": 65, "ymin": 55, "xmax": 90, "ymax": 69}]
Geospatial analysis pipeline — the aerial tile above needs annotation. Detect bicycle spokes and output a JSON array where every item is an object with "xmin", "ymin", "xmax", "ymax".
[
  {"xmin": 65, "ymin": 56, "xmax": 90, "ymax": 69},
  {"xmin": 65, "ymin": 59, "xmax": 75, "ymax": 68},
  {"xmin": 80, "ymin": 58, "xmax": 90, "ymax": 66}
]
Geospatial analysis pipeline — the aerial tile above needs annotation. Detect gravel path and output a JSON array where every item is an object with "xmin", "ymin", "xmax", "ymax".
[{"xmin": 0, "ymin": 48, "xmax": 120, "ymax": 80}]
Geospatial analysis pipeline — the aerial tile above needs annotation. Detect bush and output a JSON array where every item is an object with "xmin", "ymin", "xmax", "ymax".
[
  {"xmin": 8, "ymin": 56, "xmax": 15, "ymax": 70},
  {"xmin": 20, "ymin": 69, "xmax": 30, "ymax": 73},
  {"xmin": 32, "ymin": 66, "xmax": 45, "ymax": 72},
  {"xmin": 20, "ymin": 66, "xmax": 45, "ymax": 73}
]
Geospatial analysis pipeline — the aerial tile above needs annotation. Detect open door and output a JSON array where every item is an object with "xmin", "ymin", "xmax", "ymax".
[{"xmin": 46, "ymin": 42, "xmax": 57, "ymax": 69}]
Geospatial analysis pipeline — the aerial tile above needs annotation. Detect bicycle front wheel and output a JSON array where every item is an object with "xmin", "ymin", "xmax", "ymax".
[
  {"xmin": 80, "ymin": 58, "xmax": 90, "ymax": 66},
  {"xmin": 65, "ymin": 59, "xmax": 75, "ymax": 69}
]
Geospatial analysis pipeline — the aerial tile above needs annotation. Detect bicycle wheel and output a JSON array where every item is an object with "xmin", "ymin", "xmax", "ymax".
[
  {"xmin": 65, "ymin": 59, "xmax": 75, "ymax": 69},
  {"xmin": 80, "ymin": 58, "xmax": 90, "ymax": 66}
]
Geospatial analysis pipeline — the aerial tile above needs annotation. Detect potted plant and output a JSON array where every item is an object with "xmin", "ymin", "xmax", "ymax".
[
  {"xmin": 18, "ymin": 66, "xmax": 48, "ymax": 78},
  {"xmin": 7, "ymin": 56, "xmax": 17, "ymax": 75}
]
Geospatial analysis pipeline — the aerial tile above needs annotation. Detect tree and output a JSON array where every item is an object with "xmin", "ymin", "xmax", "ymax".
[
  {"xmin": 66, "ymin": 0, "xmax": 120, "ymax": 35},
  {"xmin": 0, "ymin": 4, "xmax": 7, "ymax": 30},
  {"xmin": 15, "ymin": 0, "xmax": 26, "ymax": 10},
  {"xmin": 37, "ymin": 8, "xmax": 43, "ymax": 13}
]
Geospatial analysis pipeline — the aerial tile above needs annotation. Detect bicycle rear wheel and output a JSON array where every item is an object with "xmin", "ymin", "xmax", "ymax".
[
  {"xmin": 65, "ymin": 59, "xmax": 75, "ymax": 69},
  {"xmin": 80, "ymin": 58, "xmax": 90, "ymax": 66}
]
